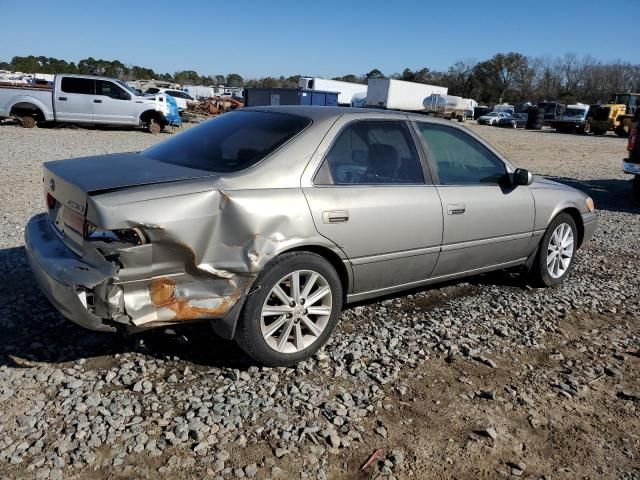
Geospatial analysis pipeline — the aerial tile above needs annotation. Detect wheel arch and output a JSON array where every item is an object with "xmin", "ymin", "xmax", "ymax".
[
  {"xmin": 210, "ymin": 242, "xmax": 352, "ymax": 341},
  {"xmin": 278, "ymin": 244, "xmax": 352, "ymax": 300},
  {"xmin": 139, "ymin": 109, "xmax": 166, "ymax": 126},
  {"xmin": 9, "ymin": 99, "xmax": 48, "ymax": 121},
  {"xmin": 557, "ymin": 207, "xmax": 585, "ymax": 248}
]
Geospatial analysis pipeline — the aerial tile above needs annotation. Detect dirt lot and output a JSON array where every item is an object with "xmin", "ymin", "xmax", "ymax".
[{"xmin": 0, "ymin": 121, "xmax": 638, "ymax": 480}]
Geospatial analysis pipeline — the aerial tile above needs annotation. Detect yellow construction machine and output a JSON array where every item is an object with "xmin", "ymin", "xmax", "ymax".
[{"xmin": 588, "ymin": 93, "xmax": 640, "ymax": 136}]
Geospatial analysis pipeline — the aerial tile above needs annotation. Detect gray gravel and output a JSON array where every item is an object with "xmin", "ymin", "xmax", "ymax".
[{"xmin": 0, "ymin": 122, "xmax": 638, "ymax": 479}]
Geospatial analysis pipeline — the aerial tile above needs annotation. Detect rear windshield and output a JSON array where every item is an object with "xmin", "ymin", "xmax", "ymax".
[{"xmin": 143, "ymin": 111, "xmax": 311, "ymax": 173}]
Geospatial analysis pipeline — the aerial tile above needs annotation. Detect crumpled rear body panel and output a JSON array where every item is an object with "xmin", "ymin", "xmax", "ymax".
[{"xmin": 78, "ymin": 185, "xmax": 342, "ymax": 335}]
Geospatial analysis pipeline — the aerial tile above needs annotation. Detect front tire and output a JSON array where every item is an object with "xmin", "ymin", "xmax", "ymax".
[
  {"xmin": 147, "ymin": 120, "xmax": 161, "ymax": 134},
  {"xmin": 528, "ymin": 213, "xmax": 578, "ymax": 287},
  {"xmin": 21, "ymin": 115, "xmax": 37, "ymax": 128},
  {"xmin": 235, "ymin": 252, "xmax": 343, "ymax": 366}
]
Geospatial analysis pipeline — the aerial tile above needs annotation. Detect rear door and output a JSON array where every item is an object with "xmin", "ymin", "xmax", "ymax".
[
  {"xmin": 92, "ymin": 79, "xmax": 137, "ymax": 124},
  {"xmin": 55, "ymin": 77, "xmax": 94, "ymax": 122},
  {"xmin": 414, "ymin": 122, "xmax": 535, "ymax": 277},
  {"xmin": 304, "ymin": 117, "xmax": 443, "ymax": 296}
]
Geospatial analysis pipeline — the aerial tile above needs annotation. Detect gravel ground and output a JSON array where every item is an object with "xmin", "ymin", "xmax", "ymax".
[{"xmin": 0, "ymin": 122, "xmax": 638, "ymax": 480}]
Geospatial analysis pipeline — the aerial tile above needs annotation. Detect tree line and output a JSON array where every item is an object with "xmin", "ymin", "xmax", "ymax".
[{"xmin": 2, "ymin": 53, "xmax": 639, "ymax": 104}]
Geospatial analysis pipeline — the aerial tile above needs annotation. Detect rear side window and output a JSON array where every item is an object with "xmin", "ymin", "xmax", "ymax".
[
  {"xmin": 416, "ymin": 123, "xmax": 506, "ymax": 185},
  {"xmin": 143, "ymin": 111, "xmax": 310, "ymax": 173},
  {"xmin": 316, "ymin": 120, "xmax": 424, "ymax": 185},
  {"xmin": 145, "ymin": 88, "xmax": 160, "ymax": 94},
  {"xmin": 61, "ymin": 77, "xmax": 94, "ymax": 95}
]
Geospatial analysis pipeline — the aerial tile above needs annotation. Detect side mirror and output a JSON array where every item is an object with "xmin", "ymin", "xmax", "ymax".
[{"xmin": 513, "ymin": 168, "xmax": 533, "ymax": 186}]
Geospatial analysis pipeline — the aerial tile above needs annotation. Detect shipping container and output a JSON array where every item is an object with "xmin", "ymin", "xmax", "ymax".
[
  {"xmin": 244, "ymin": 88, "xmax": 338, "ymax": 107},
  {"xmin": 366, "ymin": 78, "xmax": 447, "ymax": 111},
  {"xmin": 298, "ymin": 77, "xmax": 367, "ymax": 106}
]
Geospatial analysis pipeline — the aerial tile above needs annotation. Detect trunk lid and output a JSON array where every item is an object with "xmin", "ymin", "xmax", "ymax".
[{"xmin": 43, "ymin": 152, "xmax": 218, "ymax": 255}]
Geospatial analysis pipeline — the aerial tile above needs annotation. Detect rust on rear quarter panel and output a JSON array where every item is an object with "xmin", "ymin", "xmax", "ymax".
[{"xmin": 149, "ymin": 276, "xmax": 241, "ymax": 321}]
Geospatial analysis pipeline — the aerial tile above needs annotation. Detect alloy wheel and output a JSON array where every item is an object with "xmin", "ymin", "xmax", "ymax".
[
  {"xmin": 260, "ymin": 270, "xmax": 332, "ymax": 353},
  {"xmin": 546, "ymin": 223, "xmax": 574, "ymax": 279}
]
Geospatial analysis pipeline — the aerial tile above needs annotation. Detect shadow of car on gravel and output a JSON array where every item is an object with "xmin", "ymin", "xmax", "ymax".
[
  {"xmin": 1, "ymin": 243, "xmax": 532, "ymax": 371},
  {"xmin": 545, "ymin": 176, "xmax": 640, "ymax": 213},
  {"xmin": 0, "ymin": 246, "xmax": 251, "ymax": 370}
]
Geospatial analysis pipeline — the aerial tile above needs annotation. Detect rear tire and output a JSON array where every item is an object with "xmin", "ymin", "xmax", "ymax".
[
  {"xmin": 528, "ymin": 213, "xmax": 578, "ymax": 287},
  {"xmin": 235, "ymin": 252, "xmax": 343, "ymax": 366}
]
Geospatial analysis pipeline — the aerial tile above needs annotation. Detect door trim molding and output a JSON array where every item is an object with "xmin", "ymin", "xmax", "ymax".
[
  {"xmin": 350, "ymin": 245, "xmax": 441, "ymax": 265},
  {"xmin": 441, "ymin": 231, "xmax": 532, "ymax": 252}
]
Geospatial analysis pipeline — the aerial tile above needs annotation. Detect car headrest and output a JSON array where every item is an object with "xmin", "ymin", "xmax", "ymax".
[{"xmin": 368, "ymin": 143, "xmax": 400, "ymax": 177}]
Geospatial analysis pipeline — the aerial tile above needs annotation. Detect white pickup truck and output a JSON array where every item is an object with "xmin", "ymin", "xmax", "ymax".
[{"xmin": 0, "ymin": 74, "xmax": 175, "ymax": 133}]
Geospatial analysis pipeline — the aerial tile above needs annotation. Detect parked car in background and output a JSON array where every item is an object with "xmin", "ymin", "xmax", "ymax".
[
  {"xmin": 623, "ymin": 118, "xmax": 640, "ymax": 200},
  {"xmin": 477, "ymin": 111, "xmax": 510, "ymax": 125},
  {"xmin": 144, "ymin": 87, "xmax": 194, "ymax": 110},
  {"xmin": 550, "ymin": 104, "xmax": 591, "ymax": 134},
  {"xmin": 25, "ymin": 106, "xmax": 597, "ymax": 366},
  {"xmin": 497, "ymin": 112, "xmax": 528, "ymax": 128},
  {"xmin": 0, "ymin": 74, "xmax": 175, "ymax": 133}
]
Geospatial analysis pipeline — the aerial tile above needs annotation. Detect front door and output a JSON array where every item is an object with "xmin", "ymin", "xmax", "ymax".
[
  {"xmin": 92, "ymin": 80, "xmax": 136, "ymax": 124},
  {"xmin": 55, "ymin": 77, "xmax": 94, "ymax": 123},
  {"xmin": 304, "ymin": 118, "xmax": 443, "ymax": 296},
  {"xmin": 414, "ymin": 122, "xmax": 535, "ymax": 277}
]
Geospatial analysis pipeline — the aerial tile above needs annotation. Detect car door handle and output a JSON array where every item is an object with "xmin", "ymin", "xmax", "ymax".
[
  {"xmin": 93, "ymin": 99, "xmax": 102, "ymax": 103},
  {"xmin": 322, "ymin": 210, "xmax": 349, "ymax": 224},
  {"xmin": 447, "ymin": 204, "xmax": 466, "ymax": 215},
  {"xmin": 58, "ymin": 97, "xmax": 67, "ymax": 101}
]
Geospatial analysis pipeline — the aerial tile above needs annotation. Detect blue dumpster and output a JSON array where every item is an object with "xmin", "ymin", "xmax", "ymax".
[{"xmin": 244, "ymin": 88, "xmax": 339, "ymax": 107}]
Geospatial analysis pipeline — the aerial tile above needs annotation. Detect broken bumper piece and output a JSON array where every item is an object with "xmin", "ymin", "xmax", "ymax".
[{"xmin": 24, "ymin": 213, "xmax": 117, "ymax": 332}]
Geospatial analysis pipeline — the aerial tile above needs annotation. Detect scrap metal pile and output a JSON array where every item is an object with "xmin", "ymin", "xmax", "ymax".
[{"xmin": 185, "ymin": 96, "xmax": 243, "ymax": 119}]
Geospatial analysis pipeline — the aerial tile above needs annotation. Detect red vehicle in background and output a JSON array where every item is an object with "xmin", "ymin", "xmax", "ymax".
[{"xmin": 624, "ymin": 116, "xmax": 640, "ymax": 200}]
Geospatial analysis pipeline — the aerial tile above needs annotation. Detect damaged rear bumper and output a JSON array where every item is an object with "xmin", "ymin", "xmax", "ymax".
[
  {"xmin": 24, "ymin": 213, "xmax": 117, "ymax": 332},
  {"xmin": 25, "ymin": 213, "xmax": 248, "ymax": 338}
]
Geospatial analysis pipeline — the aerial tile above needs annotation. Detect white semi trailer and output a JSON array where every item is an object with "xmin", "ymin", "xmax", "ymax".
[
  {"xmin": 298, "ymin": 77, "xmax": 367, "ymax": 106},
  {"xmin": 366, "ymin": 78, "xmax": 447, "ymax": 112}
]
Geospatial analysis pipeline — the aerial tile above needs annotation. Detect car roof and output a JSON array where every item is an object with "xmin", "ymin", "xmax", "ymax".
[{"xmin": 241, "ymin": 105, "xmax": 457, "ymax": 126}]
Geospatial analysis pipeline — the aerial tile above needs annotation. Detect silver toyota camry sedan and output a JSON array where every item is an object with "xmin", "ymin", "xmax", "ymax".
[{"xmin": 25, "ymin": 106, "xmax": 597, "ymax": 366}]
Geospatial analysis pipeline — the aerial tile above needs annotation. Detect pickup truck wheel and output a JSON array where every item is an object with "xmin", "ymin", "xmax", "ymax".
[
  {"xmin": 528, "ymin": 213, "xmax": 577, "ymax": 287},
  {"xmin": 235, "ymin": 252, "xmax": 342, "ymax": 366},
  {"xmin": 147, "ymin": 120, "xmax": 161, "ymax": 134},
  {"xmin": 21, "ymin": 116, "xmax": 36, "ymax": 128}
]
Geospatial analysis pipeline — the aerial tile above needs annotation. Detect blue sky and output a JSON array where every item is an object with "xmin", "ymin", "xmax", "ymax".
[{"xmin": 1, "ymin": 0, "xmax": 638, "ymax": 78}]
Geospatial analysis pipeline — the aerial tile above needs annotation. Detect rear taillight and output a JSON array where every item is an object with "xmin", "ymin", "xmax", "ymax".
[
  {"xmin": 46, "ymin": 192, "xmax": 56, "ymax": 209},
  {"xmin": 628, "ymin": 128, "xmax": 638, "ymax": 152}
]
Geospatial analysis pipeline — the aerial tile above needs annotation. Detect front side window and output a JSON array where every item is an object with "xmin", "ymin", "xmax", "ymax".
[
  {"xmin": 96, "ymin": 80, "xmax": 130, "ymax": 100},
  {"xmin": 60, "ymin": 77, "xmax": 94, "ymax": 95},
  {"xmin": 316, "ymin": 121, "xmax": 424, "ymax": 185},
  {"xmin": 416, "ymin": 123, "xmax": 507, "ymax": 185},
  {"xmin": 143, "ymin": 111, "xmax": 311, "ymax": 173}
]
